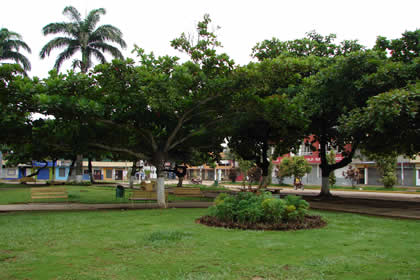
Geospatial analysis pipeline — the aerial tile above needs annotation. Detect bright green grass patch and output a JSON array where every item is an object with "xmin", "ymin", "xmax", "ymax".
[
  {"xmin": 0, "ymin": 209, "xmax": 419, "ymax": 280},
  {"xmin": 0, "ymin": 185, "xmax": 213, "ymax": 204}
]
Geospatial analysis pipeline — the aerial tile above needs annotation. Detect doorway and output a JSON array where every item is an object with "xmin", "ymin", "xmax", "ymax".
[{"xmin": 115, "ymin": 170, "xmax": 123, "ymax": 181}]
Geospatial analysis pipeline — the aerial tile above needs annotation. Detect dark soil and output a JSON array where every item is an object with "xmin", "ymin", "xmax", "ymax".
[{"xmin": 196, "ymin": 214, "xmax": 327, "ymax": 231}]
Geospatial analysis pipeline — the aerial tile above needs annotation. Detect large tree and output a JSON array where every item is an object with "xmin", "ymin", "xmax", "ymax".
[
  {"xmin": 228, "ymin": 55, "xmax": 321, "ymax": 188},
  {"xmin": 0, "ymin": 28, "xmax": 31, "ymax": 72},
  {"xmin": 35, "ymin": 15, "xmax": 234, "ymax": 207},
  {"xmin": 301, "ymin": 50, "xmax": 418, "ymax": 197},
  {"xmin": 40, "ymin": 6, "xmax": 126, "ymax": 73}
]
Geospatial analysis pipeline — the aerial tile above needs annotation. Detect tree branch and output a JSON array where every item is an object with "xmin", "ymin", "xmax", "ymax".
[
  {"xmin": 88, "ymin": 143, "xmax": 150, "ymax": 160},
  {"xmin": 165, "ymin": 95, "xmax": 217, "ymax": 151}
]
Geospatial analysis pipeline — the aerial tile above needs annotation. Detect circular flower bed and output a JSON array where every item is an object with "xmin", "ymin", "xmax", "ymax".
[{"xmin": 197, "ymin": 192, "xmax": 327, "ymax": 231}]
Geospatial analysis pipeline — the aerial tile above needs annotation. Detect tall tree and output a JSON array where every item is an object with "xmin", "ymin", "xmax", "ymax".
[
  {"xmin": 39, "ymin": 6, "xmax": 126, "ymax": 182},
  {"xmin": 35, "ymin": 15, "xmax": 234, "ymax": 207},
  {"xmin": 40, "ymin": 6, "xmax": 126, "ymax": 73},
  {"xmin": 0, "ymin": 28, "xmax": 31, "ymax": 71},
  {"xmin": 302, "ymin": 50, "xmax": 417, "ymax": 197},
  {"xmin": 341, "ymin": 29, "xmax": 420, "ymax": 157},
  {"xmin": 228, "ymin": 55, "xmax": 322, "ymax": 188}
]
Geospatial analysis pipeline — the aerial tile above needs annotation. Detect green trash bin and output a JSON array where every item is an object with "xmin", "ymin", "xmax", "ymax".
[{"xmin": 116, "ymin": 185, "xmax": 125, "ymax": 198}]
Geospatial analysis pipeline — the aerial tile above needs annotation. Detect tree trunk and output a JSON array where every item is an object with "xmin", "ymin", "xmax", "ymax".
[
  {"xmin": 51, "ymin": 160, "xmax": 56, "ymax": 183},
  {"xmin": 75, "ymin": 154, "xmax": 83, "ymax": 183},
  {"xmin": 129, "ymin": 162, "xmax": 138, "ymax": 189},
  {"xmin": 257, "ymin": 141, "xmax": 270, "ymax": 189},
  {"xmin": 88, "ymin": 157, "xmax": 95, "ymax": 184},
  {"xmin": 26, "ymin": 160, "xmax": 48, "ymax": 178},
  {"xmin": 67, "ymin": 159, "xmax": 74, "ymax": 182},
  {"xmin": 156, "ymin": 168, "xmax": 166, "ymax": 208},
  {"xmin": 320, "ymin": 176, "xmax": 332, "ymax": 197},
  {"xmin": 319, "ymin": 137, "xmax": 333, "ymax": 197},
  {"xmin": 152, "ymin": 151, "xmax": 168, "ymax": 208}
]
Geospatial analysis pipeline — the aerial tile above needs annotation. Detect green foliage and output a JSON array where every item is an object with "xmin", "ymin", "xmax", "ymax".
[
  {"xmin": 277, "ymin": 156, "xmax": 312, "ymax": 181},
  {"xmin": 341, "ymin": 84, "xmax": 420, "ymax": 156},
  {"xmin": 375, "ymin": 29, "xmax": 419, "ymax": 63},
  {"xmin": 228, "ymin": 55, "xmax": 317, "ymax": 180},
  {"xmin": 252, "ymin": 30, "xmax": 364, "ymax": 61},
  {"xmin": 363, "ymin": 151, "xmax": 398, "ymax": 188},
  {"xmin": 327, "ymin": 150, "xmax": 337, "ymax": 186},
  {"xmin": 209, "ymin": 192, "xmax": 309, "ymax": 224},
  {"xmin": 383, "ymin": 171, "xmax": 397, "ymax": 188}
]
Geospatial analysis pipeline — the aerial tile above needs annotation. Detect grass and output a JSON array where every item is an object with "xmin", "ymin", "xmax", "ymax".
[
  {"xmin": 0, "ymin": 184, "xmax": 213, "ymax": 205},
  {"xmin": 0, "ymin": 209, "xmax": 419, "ymax": 279}
]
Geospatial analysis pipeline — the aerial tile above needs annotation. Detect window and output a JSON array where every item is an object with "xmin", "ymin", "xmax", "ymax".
[
  {"xmin": 59, "ymin": 168, "xmax": 66, "ymax": 177},
  {"xmin": 300, "ymin": 144, "xmax": 313, "ymax": 155},
  {"xmin": 106, "ymin": 169, "xmax": 112, "ymax": 178},
  {"xmin": 7, "ymin": 169, "xmax": 16, "ymax": 176}
]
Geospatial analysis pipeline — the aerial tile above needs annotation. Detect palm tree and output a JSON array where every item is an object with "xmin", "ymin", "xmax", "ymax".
[
  {"xmin": 40, "ymin": 6, "xmax": 127, "ymax": 183},
  {"xmin": 40, "ymin": 6, "xmax": 127, "ymax": 73},
  {"xmin": 0, "ymin": 28, "xmax": 31, "ymax": 71}
]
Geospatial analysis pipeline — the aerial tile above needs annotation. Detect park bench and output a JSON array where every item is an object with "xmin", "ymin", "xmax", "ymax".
[
  {"xmin": 31, "ymin": 187, "xmax": 68, "ymax": 201},
  {"xmin": 140, "ymin": 181, "xmax": 156, "ymax": 192},
  {"xmin": 173, "ymin": 187, "xmax": 203, "ymax": 197},
  {"xmin": 129, "ymin": 190, "xmax": 168, "ymax": 203},
  {"xmin": 19, "ymin": 177, "xmax": 36, "ymax": 184}
]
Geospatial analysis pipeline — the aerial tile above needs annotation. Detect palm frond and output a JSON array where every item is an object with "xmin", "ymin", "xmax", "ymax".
[
  {"xmin": 86, "ymin": 8, "xmax": 106, "ymax": 32},
  {"xmin": 63, "ymin": 6, "xmax": 81, "ymax": 23},
  {"xmin": 53, "ymin": 46, "xmax": 79, "ymax": 71},
  {"xmin": 4, "ymin": 39, "xmax": 31, "ymax": 53},
  {"xmin": 39, "ymin": 37, "xmax": 76, "ymax": 58},
  {"xmin": 42, "ymin": 22, "xmax": 77, "ymax": 37},
  {"xmin": 90, "ymin": 25, "xmax": 126, "ymax": 48},
  {"xmin": 1, "ymin": 51, "xmax": 31, "ymax": 71},
  {"xmin": 90, "ymin": 42, "xmax": 124, "ymax": 59},
  {"xmin": 0, "ymin": 28, "xmax": 22, "ymax": 40},
  {"xmin": 90, "ymin": 48, "xmax": 106, "ymax": 64}
]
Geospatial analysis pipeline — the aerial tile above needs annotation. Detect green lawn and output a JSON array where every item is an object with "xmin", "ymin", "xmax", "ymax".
[
  {"xmin": 0, "ymin": 184, "xmax": 213, "ymax": 204},
  {"xmin": 0, "ymin": 209, "xmax": 419, "ymax": 279}
]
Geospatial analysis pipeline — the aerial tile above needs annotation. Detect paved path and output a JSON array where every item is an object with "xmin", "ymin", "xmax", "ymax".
[{"xmin": 0, "ymin": 202, "xmax": 212, "ymax": 212}]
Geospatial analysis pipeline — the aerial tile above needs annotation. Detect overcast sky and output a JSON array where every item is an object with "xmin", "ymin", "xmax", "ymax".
[{"xmin": 1, "ymin": 0, "xmax": 419, "ymax": 78}]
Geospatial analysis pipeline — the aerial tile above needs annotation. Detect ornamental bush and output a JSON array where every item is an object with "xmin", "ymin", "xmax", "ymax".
[{"xmin": 208, "ymin": 192, "xmax": 309, "ymax": 224}]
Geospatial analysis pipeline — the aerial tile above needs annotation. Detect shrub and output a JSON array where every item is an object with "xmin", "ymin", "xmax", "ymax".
[
  {"xmin": 208, "ymin": 192, "xmax": 309, "ymax": 224},
  {"xmin": 383, "ymin": 171, "xmax": 397, "ymax": 188}
]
